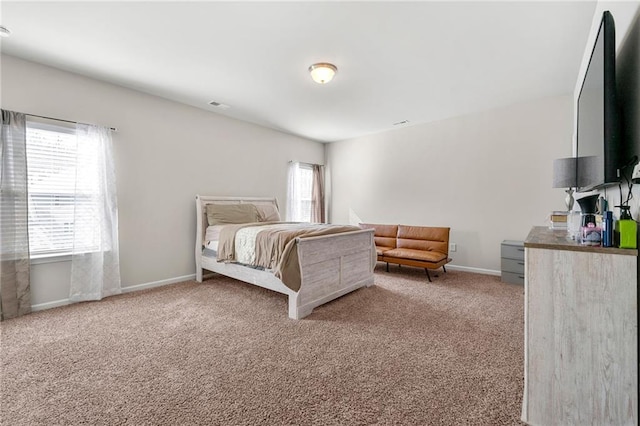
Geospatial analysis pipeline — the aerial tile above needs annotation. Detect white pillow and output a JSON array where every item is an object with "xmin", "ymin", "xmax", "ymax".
[
  {"xmin": 256, "ymin": 204, "xmax": 281, "ymax": 222},
  {"xmin": 206, "ymin": 203, "xmax": 259, "ymax": 225}
]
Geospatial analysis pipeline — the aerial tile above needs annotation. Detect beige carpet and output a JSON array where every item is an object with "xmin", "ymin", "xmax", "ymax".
[{"xmin": 1, "ymin": 265, "xmax": 524, "ymax": 425}]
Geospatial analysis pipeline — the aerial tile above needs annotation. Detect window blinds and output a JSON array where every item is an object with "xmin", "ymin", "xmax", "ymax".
[
  {"xmin": 297, "ymin": 165, "xmax": 313, "ymax": 222},
  {"xmin": 26, "ymin": 121, "xmax": 97, "ymax": 256},
  {"xmin": 287, "ymin": 162, "xmax": 313, "ymax": 222}
]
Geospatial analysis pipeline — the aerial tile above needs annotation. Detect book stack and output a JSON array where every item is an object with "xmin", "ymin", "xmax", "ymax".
[{"xmin": 550, "ymin": 211, "xmax": 569, "ymax": 230}]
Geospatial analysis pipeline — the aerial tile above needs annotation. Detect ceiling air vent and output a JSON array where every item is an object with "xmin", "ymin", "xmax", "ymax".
[{"xmin": 208, "ymin": 101, "xmax": 230, "ymax": 110}]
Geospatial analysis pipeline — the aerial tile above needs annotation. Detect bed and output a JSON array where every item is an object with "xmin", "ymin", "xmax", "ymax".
[{"xmin": 195, "ymin": 195, "xmax": 376, "ymax": 319}]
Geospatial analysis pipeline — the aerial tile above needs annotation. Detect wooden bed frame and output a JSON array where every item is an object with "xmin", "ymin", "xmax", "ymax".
[{"xmin": 195, "ymin": 195, "xmax": 375, "ymax": 319}]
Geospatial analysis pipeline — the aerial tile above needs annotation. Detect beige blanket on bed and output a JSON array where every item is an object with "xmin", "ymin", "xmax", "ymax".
[{"xmin": 217, "ymin": 222, "xmax": 363, "ymax": 291}]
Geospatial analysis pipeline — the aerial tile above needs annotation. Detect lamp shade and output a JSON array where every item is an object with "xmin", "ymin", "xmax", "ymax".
[
  {"xmin": 552, "ymin": 157, "xmax": 578, "ymax": 188},
  {"xmin": 309, "ymin": 63, "xmax": 337, "ymax": 84},
  {"xmin": 553, "ymin": 156, "xmax": 599, "ymax": 189}
]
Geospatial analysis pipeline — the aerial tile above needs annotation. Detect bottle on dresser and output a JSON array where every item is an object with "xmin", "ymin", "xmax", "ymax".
[
  {"xmin": 602, "ymin": 211, "xmax": 613, "ymax": 247},
  {"xmin": 615, "ymin": 205, "xmax": 637, "ymax": 249}
]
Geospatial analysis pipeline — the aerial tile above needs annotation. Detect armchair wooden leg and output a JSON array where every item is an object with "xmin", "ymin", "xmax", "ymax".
[
  {"xmin": 425, "ymin": 268, "xmax": 432, "ymax": 282},
  {"xmin": 386, "ymin": 262, "xmax": 389, "ymax": 272},
  {"xmin": 443, "ymin": 265, "xmax": 447, "ymax": 273}
]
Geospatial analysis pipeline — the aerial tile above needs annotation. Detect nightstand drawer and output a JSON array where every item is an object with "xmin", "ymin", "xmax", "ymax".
[
  {"xmin": 501, "ymin": 241, "xmax": 525, "ymax": 260},
  {"xmin": 501, "ymin": 257, "xmax": 525, "ymax": 274},
  {"xmin": 501, "ymin": 240, "xmax": 525, "ymax": 285},
  {"xmin": 501, "ymin": 270, "xmax": 525, "ymax": 285}
]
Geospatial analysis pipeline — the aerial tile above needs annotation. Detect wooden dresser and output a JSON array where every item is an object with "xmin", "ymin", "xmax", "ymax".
[{"xmin": 522, "ymin": 226, "xmax": 638, "ymax": 425}]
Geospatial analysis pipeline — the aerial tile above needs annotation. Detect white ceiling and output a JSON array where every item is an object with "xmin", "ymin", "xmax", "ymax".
[{"xmin": 0, "ymin": 1, "xmax": 596, "ymax": 142}]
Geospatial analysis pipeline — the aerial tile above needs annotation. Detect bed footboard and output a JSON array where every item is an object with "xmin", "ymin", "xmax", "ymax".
[{"xmin": 290, "ymin": 229, "xmax": 375, "ymax": 319}]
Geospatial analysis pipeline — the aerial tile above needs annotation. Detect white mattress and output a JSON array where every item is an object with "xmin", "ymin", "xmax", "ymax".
[{"xmin": 205, "ymin": 225, "xmax": 224, "ymax": 251}]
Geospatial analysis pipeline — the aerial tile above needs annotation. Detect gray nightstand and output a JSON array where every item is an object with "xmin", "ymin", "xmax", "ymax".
[{"xmin": 501, "ymin": 240, "xmax": 524, "ymax": 285}]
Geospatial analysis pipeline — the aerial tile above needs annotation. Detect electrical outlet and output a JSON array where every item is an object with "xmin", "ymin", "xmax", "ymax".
[{"xmin": 449, "ymin": 243, "xmax": 457, "ymax": 252}]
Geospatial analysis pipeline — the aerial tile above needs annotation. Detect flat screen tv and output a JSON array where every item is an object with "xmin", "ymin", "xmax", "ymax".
[{"xmin": 576, "ymin": 11, "xmax": 620, "ymax": 192}]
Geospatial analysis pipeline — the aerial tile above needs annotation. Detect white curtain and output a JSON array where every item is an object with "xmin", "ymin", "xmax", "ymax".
[
  {"xmin": 0, "ymin": 110, "xmax": 31, "ymax": 320},
  {"xmin": 286, "ymin": 161, "xmax": 302, "ymax": 222},
  {"xmin": 69, "ymin": 124, "xmax": 121, "ymax": 301}
]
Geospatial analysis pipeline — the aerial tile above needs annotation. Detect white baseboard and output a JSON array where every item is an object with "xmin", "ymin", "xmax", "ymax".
[
  {"xmin": 121, "ymin": 274, "xmax": 196, "ymax": 293},
  {"xmin": 31, "ymin": 298, "xmax": 73, "ymax": 312},
  {"xmin": 446, "ymin": 264, "xmax": 501, "ymax": 276},
  {"xmin": 31, "ymin": 274, "xmax": 196, "ymax": 312}
]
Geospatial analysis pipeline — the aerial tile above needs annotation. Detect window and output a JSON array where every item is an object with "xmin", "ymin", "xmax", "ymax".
[
  {"xmin": 287, "ymin": 162, "xmax": 314, "ymax": 222},
  {"xmin": 25, "ymin": 120, "xmax": 98, "ymax": 257}
]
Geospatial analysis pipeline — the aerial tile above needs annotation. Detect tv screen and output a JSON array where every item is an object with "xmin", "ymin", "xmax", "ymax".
[{"xmin": 576, "ymin": 11, "xmax": 619, "ymax": 192}]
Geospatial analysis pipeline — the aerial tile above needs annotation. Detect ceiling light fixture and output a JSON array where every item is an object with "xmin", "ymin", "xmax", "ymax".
[
  {"xmin": 308, "ymin": 63, "xmax": 337, "ymax": 84},
  {"xmin": 0, "ymin": 26, "xmax": 11, "ymax": 37}
]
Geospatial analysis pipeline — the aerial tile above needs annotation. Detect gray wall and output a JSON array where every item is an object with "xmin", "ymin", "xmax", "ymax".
[
  {"xmin": 1, "ymin": 55, "xmax": 324, "ymax": 308},
  {"xmin": 326, "ymin": 95, "xmax": 574, "ymax": 273}
]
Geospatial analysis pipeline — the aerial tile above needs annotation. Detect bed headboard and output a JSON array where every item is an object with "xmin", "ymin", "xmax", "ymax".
[{"xmin": 195, "ymin": 195, "xmax": 280, "ymax": 248}]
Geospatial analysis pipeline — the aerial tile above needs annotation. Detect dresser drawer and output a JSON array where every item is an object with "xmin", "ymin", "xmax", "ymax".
[
  {"xmin": 501, "ymin": 270, "xmax": 525, "ymax": 285},
  {"xmin": 501, "ymin": 242, "xmax": 525, "ymax": 260},
  {"xmin": 501, "ymin": 257, "xmax": 525, "ymax": 274}
]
